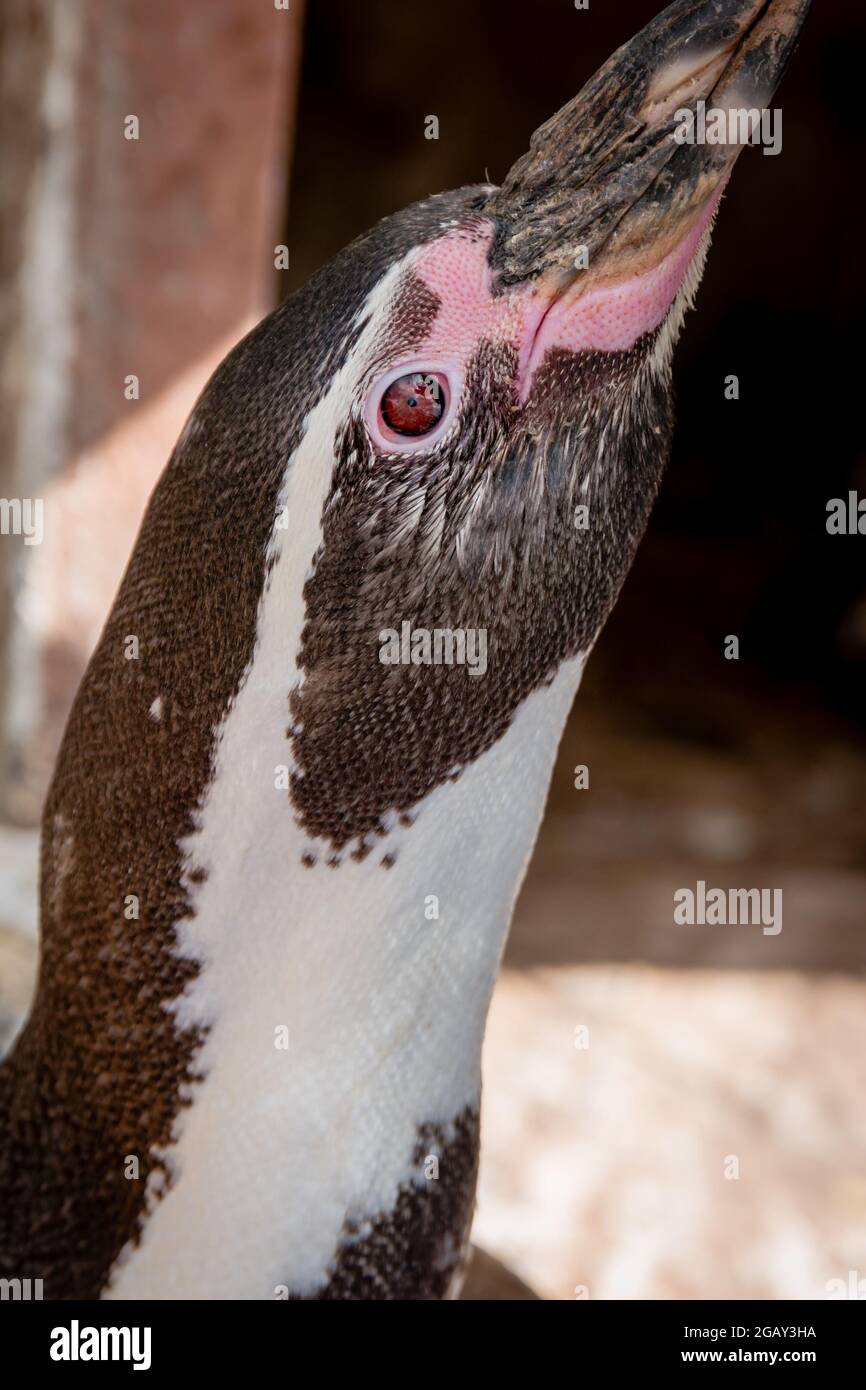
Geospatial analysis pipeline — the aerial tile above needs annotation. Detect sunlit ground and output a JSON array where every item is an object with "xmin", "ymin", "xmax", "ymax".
[{"xmin": 475, "ymin": 691, "xmax": 866, "ymax": 1299}]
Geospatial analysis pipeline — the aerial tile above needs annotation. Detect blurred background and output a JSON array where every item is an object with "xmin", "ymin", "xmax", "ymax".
[{"xmin": 1, "ymin": 0, "xmax": 864, "ymax": 1299}]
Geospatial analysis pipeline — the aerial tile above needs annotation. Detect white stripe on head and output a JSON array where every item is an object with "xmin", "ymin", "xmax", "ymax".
[{"xmin": 105, "ymin": 252, "xmax": 586, "ymax": 1300}]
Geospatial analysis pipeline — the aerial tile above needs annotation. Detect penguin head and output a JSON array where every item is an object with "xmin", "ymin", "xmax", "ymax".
[
  {"xmin": 124, "ymin": 0, "xmax": 810, "ymax": 865},
  {"xmin": 279, "ymin": 0, "xmax": 811, "ymax": 858}
]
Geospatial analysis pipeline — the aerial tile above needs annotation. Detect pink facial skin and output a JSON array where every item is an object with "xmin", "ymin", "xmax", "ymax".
[
  {"xmin": 520, "ymin": 185, "xmax": 725, "ymax": 393},
  {"xmin": 396, "ymin": 186, "xmax": 724, "ymax": 419}
]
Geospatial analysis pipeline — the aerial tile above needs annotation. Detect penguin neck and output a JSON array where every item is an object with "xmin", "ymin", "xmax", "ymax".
[
  {"xmin": 103, "ymin": 628, "xmax": 584, "ymax": 1298},
  {"xmin": 0, "ymin": 659, "xmax": 588, "ymax": 1303}
]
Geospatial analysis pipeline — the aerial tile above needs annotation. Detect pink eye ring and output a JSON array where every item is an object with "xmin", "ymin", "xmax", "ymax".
[{"xmin": 366, "ymin": 364, "xmax": 459, "ymax": 452}]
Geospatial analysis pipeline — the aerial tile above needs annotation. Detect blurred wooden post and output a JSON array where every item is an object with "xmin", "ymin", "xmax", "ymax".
[{"xmin": 0, "ymin": 0, "xmax": 304, "ymax": 822}]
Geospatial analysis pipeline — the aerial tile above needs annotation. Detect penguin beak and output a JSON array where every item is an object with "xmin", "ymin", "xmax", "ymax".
[{"xmin": 486, "ymin": 0, "xmax": 813, "ymax": 295}]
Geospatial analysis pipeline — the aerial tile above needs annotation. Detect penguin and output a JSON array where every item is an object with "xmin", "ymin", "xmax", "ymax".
[{"xmin": 0, "ymin": 0, "xmax": 811, "ymax": 1300}]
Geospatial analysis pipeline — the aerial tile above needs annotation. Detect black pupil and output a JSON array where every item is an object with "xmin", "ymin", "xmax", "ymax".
[{"xmin": 381, "ymin": 372, "xmax": 445, "ymax": 437}]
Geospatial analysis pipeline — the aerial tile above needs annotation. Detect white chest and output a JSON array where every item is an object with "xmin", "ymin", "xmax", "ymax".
[{"xmin": 104, "ymin": 643, "xmax": 582, "ymax": 1299}]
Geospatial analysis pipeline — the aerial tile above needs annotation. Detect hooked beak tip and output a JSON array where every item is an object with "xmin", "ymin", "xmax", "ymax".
[{"xmin": 486, "ymin": 0, "xmax": 813, "ymax": 290}]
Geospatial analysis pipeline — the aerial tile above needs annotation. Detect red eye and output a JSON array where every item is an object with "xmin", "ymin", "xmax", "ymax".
[{"xmin": 379, "ymin": 371, "xmax": 448, "ymax": 438}]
